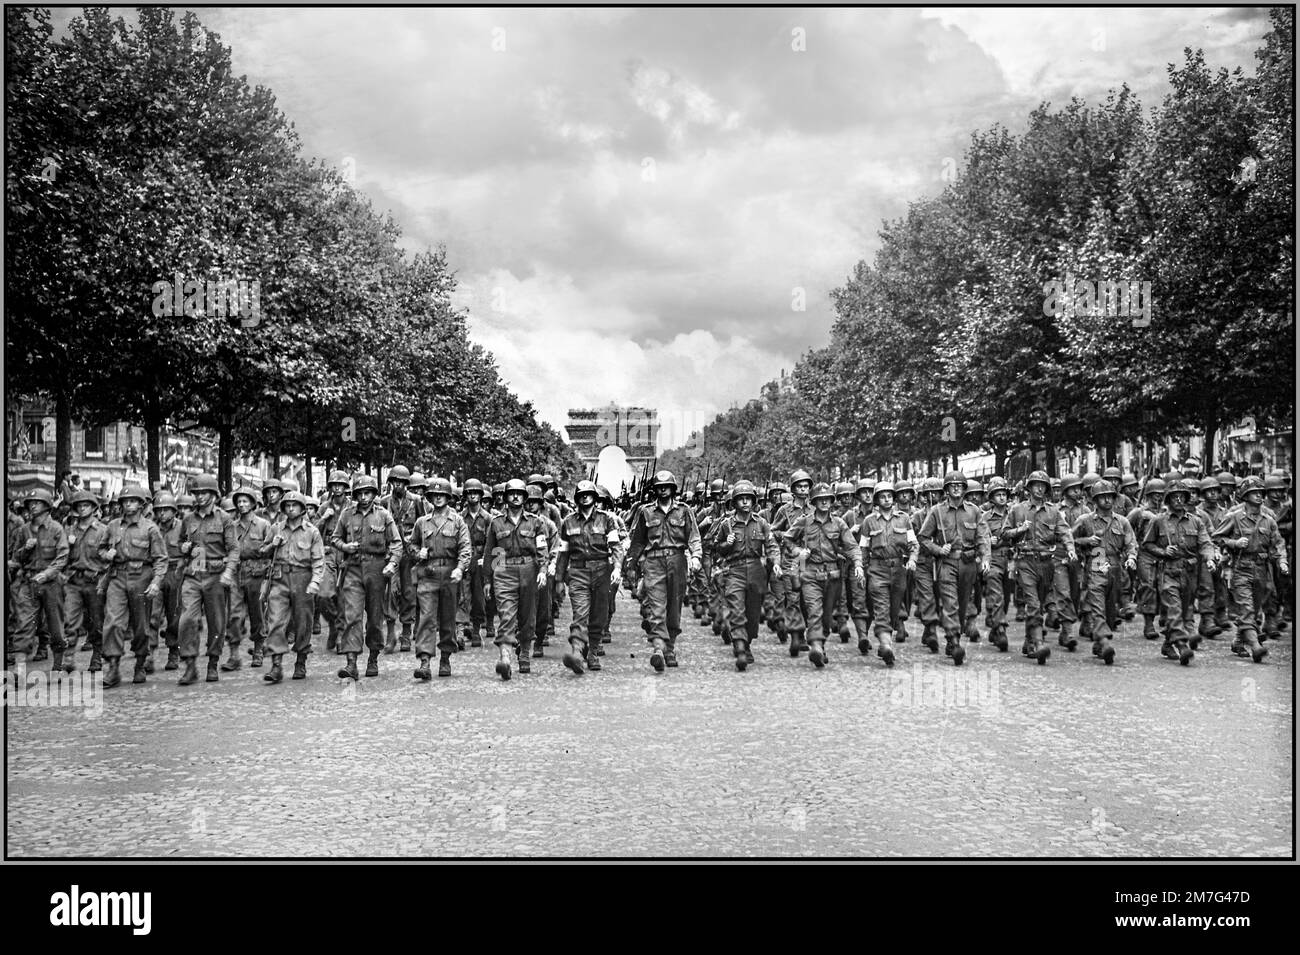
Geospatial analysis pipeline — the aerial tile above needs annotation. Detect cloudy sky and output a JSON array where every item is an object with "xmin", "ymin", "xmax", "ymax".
[{"xmin": 151, "ymin": 6, "xmax": 1271, "ymax": 447}]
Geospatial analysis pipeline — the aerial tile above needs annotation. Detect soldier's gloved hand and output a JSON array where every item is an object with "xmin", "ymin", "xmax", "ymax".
[
  {"xmin": 1205, "ymin": 559, "xmax": 1217, "ymax": 573},
  {"xmin": 854, "ymin": 565, "xmax": 864, "ymax": 581},
  {"xmin": 905, "ymin": 559, "xmax": 916, "ymax": 573},
  {"xmin": 103, "ymin": 547, "xmax": 117, "ymax": 561},
  {"xmin": 1096, "ymin": 561, "xmax": 1110, "ymax": 576},
  {"xmin": 382, "ymin": 562, "xmax": 397, "ymax": 578},
  {"xmin": 450, "ymin": 567, "xmax": 463, "ymax": 583},
  {"xmin": 220, "ymin": 570, "xmax": 235, "ymax": 588},
  {"xmin": 1280, "ymin": 561, "xmax": 1290, "ymax": 576},
  {"xmin": 939, "ymin": 543, "xmax": 952, "ymax": 556},
  {"xmin": 180, "ymin": 541, "xmax": 193, "ymax": 555},
  {"xmin": 537, "ymin": 567, "xmax": 548, "ymax": 586},
  {"xmin": 1124, "ymin": 558, "xmax": 1137, "ymax": 571},
  {"xmin": 32, "ymin": 569, "xmax": 50, "ymax": 585},
  {"xmin": 979, "ymin": 560, "xmax": 990, "ymax": 575},
  {"xmin": 307, "ymin": 582, "xmax": 320, "ymax": 596},
  {"xmin": 23, "ymin": 537, "xmax": 37, "ymax": 550},
  {"xmin": 145, "ymin": 582, "xmax": 161, "ymax": 599},
  {"xmin": 687, "ymin": 555, "xmax": 701, "ymax": 574},
  {"xmin": 341, "ymin": 541, "xmax": 360, "ymax": 554},
  {"xmin": 1232, "ymin": 537, "xmax": 1249, "ymax": 550},
  {"xmin": 1068, "ymin": 552, "xmax": 1080, "ymax": 565},
  {"xmin": 417, "ymin": 547, "xmax": 429, "ymax": 561}
]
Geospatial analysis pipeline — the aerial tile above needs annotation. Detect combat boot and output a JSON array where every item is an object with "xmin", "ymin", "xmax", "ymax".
[
  {"xmin": 470, "ymin": 627, "xmax": 483, "ymax": 648},
  {"xmin": 164, "ymin": 647, "xmax": 179, "ymax": 671},
  {"xmin": 951, "ymin": 637, "xmax": 965, "ymax": 667},
  {"xmin": 1160, "ymin": 639, "xmax": 1180, "ymax": 661},
  {"xmin": 438, "ymin": 652, "xmax": 452, "ymax": 677},
  {"xmin": 413, "ymin": 653, "xmax": 432, "ymax": 681},
  {"xmin": 103, "ymin": 656, "xmax": 122, "ymax": 689},
  {"xmin": 1142, "ymin": 614, "xmax": 1158, "ymax": 640},
  {"xmin": 178, "ymin": 657, "xmax": 200, "ymax": 686},
  {"xmin": 495, "ymin": 645, "xmax": 512, "ymax": 681},
  {"xmin": 838, "ymin": 621, "xmax": 851, "ymax": 643},
  {"xmin": 399, "ymin": 624, "xmax": 412, "ymax": 652},
  {"xmin": 922, "ymin": 623, "xmax": 939, "ymax": 654},
  {"xmin": 789, "ymin": 630, "xmax": 808, "ymax": 657},
  {"xmin": 88, "ymin": 647, "xmax": 103, "ymax": 672},
  {"xmin": 326, "ymin": 630, "xmax": 337, "ymax": 653},
  {"xmin": 62, "ymin": 649, "xmax": 76, "ymax": 674},
  {"xmin": 143, "ymin": 650, "xmax": 156, "ymax": 674},
  {"xmin": 337, "ymin": 652, "xmax": 359, "ymax": 681},
  {"xmin": 365, "ymin": 649, "xmax": 380, "ymax": 677},
  {"xmin": 532, "ymin": 638, "xmax": 545, "ymax": 658},
  {"xmin": 1045, "ymin": 608, "xmax": 1060, "ymax": 630},
  {"xmin": 965, "ymin": 621, "xmax": 981, "ymax": 644},
  {"xmin": 1058, "ymin": 623, "xmax": 1077, "ymax": 651},
  {"xmin": 1176, "ymin": 639, "xmax": 1194, "ymax": 666},
  {"xmin": 721, "ymin": 624, "xmax": 732, "ymax": 645},
  {"xmin": 895, "ymin": 623, "xmax": 908, "ymax": 642},
  {"xmin": 808, "ymin": 639, "xmax": 827, "ymax": 668},
  {"xmin": 220, "ymin": 644, "xmax": 242, "ymax": 671},
  {"xmin": 562, "ymin": 640, "xmax": 585, "ymax": 676},
  {"xmin": 854, "ymin": 619, "xmax": 871, "ymax": 655},
  {"xmin": 1198, "ymin": 614, "xmax": 1222, "ymax": 639},
  {"xmin": 263, "ymin": 654, "xmax": 284, "ymax": 683},
  {"xmin": 456, "ymin": 633, "xmax": 467, "ymax": 652},
  {"xmin": 649, "ymin": 638, "xmax": 666, "ymax": 673},
  {"xmin": 876, "ymin": 635, "xmax": 896, "ymax": 668},
  {"xmin": 602, "ymin": 631, "xmax": 611, "ymax": 644},
  {"xmin": 586, "ymin": 644, "xmax": 602, "ymax": 672},
  {"xmin": 249, "ymin": 640, "xmax": 265, "ymax": 668},
  {"xmin": 992, "ymin": 625, "xmax": 1009, "ymax": 653},
  {"xmin": 51, "ymin": 649, "xmax": 64, "ymax": 674},
  {"xmin": 206, "ymin": 656, "xmax": 221, "ymax": 682},
  {"xmin": 596, "ymin": 640, "xmax": 606, "ymax": 656},
  {"xmin": 1096, "ymin": 637, "xmax": 1116, "ymax": 665},
  {"xmin": 518, "ymin": 641, "xmax": 532, "ymax": 674},
  {"xmin": 1242, "ymin": 630, "xmax": 1269, "ymax": 664},
  {"xmin": 32, "ymin": 644, "xmax": 48, "ymax": 663},
  {"xmin": 944, "ymin": 633, "xmax": 955, "ymax": 657},
  {"xmin": 132, "ymin": 656, "xmax": 148, "ymax": 684},
  {"xmin": 664, "ymin": 644, "xmax": 679, "ymax": 667},
  {"xmin": 383, "ymin": 620, "xmax": 397, "ymax": 654},
  {"xmin": 711, "ymin": 617, "xmax": 723, "ymax": 636},
  {"xmin": 292, "ymin": 652, "xmax": 308, "ymax": 680},
  {"xmin": 734, "ymin": 638, "xmax": 749, "ymax": 671}
]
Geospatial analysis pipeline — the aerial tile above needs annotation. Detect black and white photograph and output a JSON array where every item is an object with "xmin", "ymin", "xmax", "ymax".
[{"xmin": 2, "ymin": 1, "xmax": 1293, "ymax": 892}]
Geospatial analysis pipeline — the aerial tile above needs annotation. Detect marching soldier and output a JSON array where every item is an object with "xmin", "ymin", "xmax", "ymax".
[
  {"xmin": 1004, "ymin": 470, "xmax": 1079, "ymax": 663},
  {"xmin": 1195, "ymin": 475, "xmax": 1231, "ymax": 640},
  {"xmin": 222, "ymin": 485, "xmax": 276, "ymax": 671},
  {"xmin": 176, "ymin": 474, "xmax": 240, "ymax": 685},
  {"xmin": 1140, "ymin": 480, "xmax": 1215, "ymax": 664},
  {"xmin": 331, "ymin": 474, "xmax": 402, "ymax": 681},
  {"xmin": 1072, "ymin": 480, "xmax": 1136, "ymax": 665},
  {"xmin": 409, "ymin": 478, "xmax": 471, "ymax": 681},
  {"xmin": 761, "ymin": 480, "xmax": 789, "ymax": 637},
  {"xmin": 100, "ymin": 485, "xmax": 168, "ymax": 687},
  {"xmin": 149, "ymin": 491, "xmax": 185, "ymax": 671},
  {"xmin": 598, "ymin": 484, "xmax": 626, "ymax": 646},
  {"xmin": 483, "ymin": 479, "xmax": 551, "ymax": 681},
  {"xmin": 770, "ymin": 470, "xmax": 814, "ymax": 654},
  {"xmin": 625, "ymin": 470, "xmax": 702, "ymax": 672},
  {"xmin": 1052, "ymin": 473, "xmax": 1088, "ymax": 649},
  {"xmin": 9, "ymin": 489, "xmax": 69, "ymax": 668},
  {"xmin": 858, "ymin": 480, "xmax": 917, "ymax": 667},
  {"xmin": 782, "ymin": 483, "xmax": 863, "ymax": 668},
  {"xmin": 257, "ymin": 478, "xmax": 285, "ymax": 525},
  {"xmin": 459, "ymin": 478, "xmax": 495, "ymax": 648},
  {"xmin": 1127, "ymin": 477, "xmax": 1167, "ymax": 641},
  {"xmin": 379, "ymin": 465, "xmax": 424, "ymax": 653},
  {"xmin": 982, "ymin": 477, "xmax": 1015, "ymax": 651},
  {"xmin": 696, "ymin": 478, "xmax": 728, "ymax": 638},
  {"xmin": 708, "ymin": 480, "xmax": 780, "ymax": 671},
  {"xmin": 262, "ymin": 491, "xmax": 325, "ymax": 682},
  {"xmin": 911, "ymin": 477, "xmax": 941, "ymax": 650},
  {"xmin": 917, "ymin": 471, "xmax": 990, "ymax": 666},
  {"xmin": 61, "ymin": 489, "xmax": 109, "ymax": 673},
  {"xmin": 1213, "ymin": 476, "xmax": 1287, "ymax": 663},
  {"xmin": 522, "ymin": 485, "xmax": 559, "ymax": 667},
  {"xmin": 843, "ymin": 477, "xmax": 876, "ymax": 650},
  {"xmin": 555, "ymin": 480, "xmax": 623, "ymax": 675},
  {"xmin": 314, "ymin": 471, "xmax": 353, "ymax": 653}
]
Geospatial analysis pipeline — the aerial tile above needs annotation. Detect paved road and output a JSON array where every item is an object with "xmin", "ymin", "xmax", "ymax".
[{"xmin": 6, "ymin": 602, "xmax": 1292, "ymax": 857}]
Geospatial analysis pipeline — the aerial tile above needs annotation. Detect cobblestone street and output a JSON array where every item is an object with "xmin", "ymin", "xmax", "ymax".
[{"xmin": 6, "ymin": 602, "xmax": 1293, "ymax": 858}]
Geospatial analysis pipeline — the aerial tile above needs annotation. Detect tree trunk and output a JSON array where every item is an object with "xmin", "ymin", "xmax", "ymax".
[
  {"xmin": 145, "ymin": 411, "xmax": 162, "ymax": 491},
  {"xmin": 1203, "ymin": 410, "xmax": 1218, "ymax": 470},
  {"xmin": 55, "ymin": 391, "xmax": 72, "ymax": 490},
  {"xmin": 1044, "ymin": 438, "xmax": 1057, "ymax": 477},
  {"xmin": 304, "ymin": 453, "xmax": 313, "ymax": 495},
  {"xmin": 994, "ymin": 442, "xmax": 1006, "ymax": 477},
  {"xmin": 218, "ymin": 419, "xmax": 234, "ymax": 492}
]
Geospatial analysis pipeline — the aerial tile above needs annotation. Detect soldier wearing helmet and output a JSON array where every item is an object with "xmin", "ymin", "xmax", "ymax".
[
  {"xmin": 59, "ymin": 489, "xmax": 110, "ymax": 675},
  {"xmin": 1193, "ymin": 475, "xmax": 1232, "ymax": 640},
  {"xmin": 905, "ymin": 477, "xmax": 942, "ymax": 650},
  {"xmin": 858, "ymin": 480, "xmax": 918, "ymax": 667},
  {"xmin": 148, "ymin": 490, "xmax": 186, "ymax": 672},
  {"xmin": 258, "ymin": 479, "xmax": 286, "ymax": 526},
  {"xmin": 330, "ymin": 473, "xmax": 403, "ymax": 681},
  {"xmin": 1139, "ymin": 480, "xmax": 1214, "ymax": 664},
  {"xmin": 625, "ymin": 470, "xmax": 702, "ymax": 673},
  {"xmin": 260, "ymin": 492, "xmax": 325, "ymax": 683},
  {"xmin": 1125, "ymin": 477, "xmax": 1167, "ymax": 640},
  {"xmin": 1213, "ymin": 477, "xmax": 1287, "ymax": 663},
  {"xmin": 482, "ymin": 479, "xmax": 553, "ymax": 681},
  {"xmin": 8, "ymin": 488, "xmax": 70, "ymax": 671},
  {"xmin": 916, "ymin": 471, "xmax": 989, "ymax": 665},
  {"xmin": 706, "ymin": 480, "xmax": 781, "ymax": 672},
  {"xmin": 695, "ymin": 478, "xmax": 731, "ymax": 640},
  {"xmin": 520, "ymin": 486, "xmax": 561, "ymax": 671},
  {"xmin": 379, "ymin": 465, "xmax": 425, "ymax": 655},
  {"xmin": 457, "ymin": 478, "xmax": 496, "ymax": 648},
  {"xmin": 1071, "ymin": 480, "xmax": 1136, "ymax": 665},
  {"xmin": 837, "ymin": 478, "xmax": 877, "ymax": 653},
  {"xmin": 980, "ymin": 477, "xmax": 1015, "ymax": 652},
  {"xmin": 313, "ymin": 471, "xmax": 354, "ymax": 654},
  {"xmin": 220, "ymin": 485, "xmax": 277, "ymax": 673},
  {"xmin": 100, "ymin": 485, "xmax": 168, "ymax": 688},
  {"xmin": 597, "ymin": 484, "xmax": 627, "ymax": 647},
  {"xmin": 781, "ymin": 482, "xmax": 863, "ymax": 668},
  {"xmin": 1046, "ymin": 474, "xmax": 1089, "ymax": 649},
  {"xmin": 769, "ymin": 471, "xmax": 815, "ymax": 651},
  {"xmin": 554, "ymin": 480, "xmax": 625, "ymax": 675},
  {"xmin": 1001, "ymin": 470, "xmax": 1078, "ymax": 663},
  {"xmin": 405, "ymin": 477, "xmax": 472, "ymax": 681},
  {"xmin": 174, "ymin": 475, "xmax": 241, "ymax": 685}
]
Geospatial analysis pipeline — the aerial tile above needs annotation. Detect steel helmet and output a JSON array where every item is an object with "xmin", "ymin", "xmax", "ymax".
[
  {"xmin": 70, "ymin": 489, "xmax": 101, "ymax": 507},
  {"xmin": 525, "ymin": 485, "xmax": 545, "ymax": 501},
  {"xmin": 327, "ymin": 469, "xmax": 351, "ymax": 489},
  {"xmin": 387, "ymin": 466, "xmax": 411, "ymax": 484},
  {"xmin": 1102, "ymin": 466, "xmax": 1122, "ymax": 482},
  {"xmin": 730, "ymin": 480, "xmax": 758, "ymax": 502},
  {"xmin": 574, "ymin": 480, "xmax": 599, "ymax": 501},
  {"xmin": 26, "ymin": 488, "xmax": 54, "ymax": 507},
  {"xmin": 352, "ymin": 474, "xmax": 379, "ymax": 496},
  {"xmin": 652, "ymin": 470, "xmax": 679, "ymax": 491},
  {"xmin": 305, "ymin": 496, "xmax": 320, "ymax": 510},
  {"xmin": 1120, "ymin": 472, "xmax": 1139, "ymax": 489},
  {"xmin": 1081, "ymin": 471, "xmax": 1102, "ymax": 489},
  {"xmin": 1164, "ymin": 479, "xmax": 1190, "ymax": 500},
  {"xmin": 176, "ymin": 493, "xmax": 196, "ymax": 508},
  {"xmin": 768, "ymin": 482, "xmax": 787, "ymax": 496},
  {"xmin": 809, "ymin": 482, "xmax": 834, "ymax": 501},
  {"xmin": 118, "ymin": 484, "xmax": 149, "ymax": 504},
  {"xmin": 964, "ymin": 479, "xmax": 984, "ymax": 496},
  {"xmin": 492, "ymin": 482, "xmax": 506, "ymax": 495},
  {"xmin": 504, "ymin": 479, "xmax": 528, "ymax": 495},
  {"xmin": 694, "ymin": 481, "xmax": 707, "ymax": 493},
  {"xmin": 789, "ymin": 469, "xmax": 812, "ymax": 486},
  {"xmin": 462, "ymin": 478, "xmax": 485, "ymax": 494},
  {"xmin": 1239, "ymin": 476, "xmax": 1265, "ymax": 497},
  {"xmin": 280, "ymin": 490, "xmax": 310, "ymax": 510},
  {"xmin": 1199, "ymin": 476, "xmax": 1221, "ymax": 493},
  {"xmin": 1089, "ymin": 479, "xmax": 1117, "ymax": 500},
  {"xmin": 191, "ymin": 473, "xmax": 219, "ymax": 494},
  {"xmin": 894, "ymin": 479, "xmax": 914, "ymax": 495},
  {"xmin": 1215, "ymin": 471, "xmax": 1237, "ymax": 490},
  {"xmin": 1182, "ymin": 457, "xmax": 1201, "ymax": 472},
  {"xmin": 1263, "ymin": 473, "xmax": 1287, "ymax": 491},
  {"xmin": 262, "ymin": 478, "xmax": 284, "ymax": 495},
  {"xmin": 407, "ymin": 472, "xmax": 427, "ymax": 493},
  {"xmin": 219, "ymin": 495, "xmax": 236, "ymax": 511},
  {"xmin": 1160, "ymin": 470, "xmax": 1181, "ymax": 486},
  {"xmin": 943, "ymin": 470, "xmax": 967, "ymax": 488},
  {"xmin": 542, "ymin": 473, "xmax": 557, "ymax": 488},
  {"xmin": 855, "ymin": 477, "xmax": 876, "ymax": 495},
  {"xmin": 1144, "ymin": 477, "xmax": 1167, "ymax": 497},
  {"xmin": 834, "ymin": 481, "xmax": 854, "ymax": 498},
  {"xmin": 527, "ymin": 472, "xmax": 546, "ymax": 486},
  {"xmin": 1060, "ymin": 473, "xmax": 1082, "ymax": 492},
  {"xmin": 425, "ymin": 477, "xmax": 453, "ymax": 498},
  {"xmin": 1050, "ymin": 477, "xmax": 1062, "ymax": 490},
  {"xmin": 231, "ymin": 486, "xmax": 259, "ymax": 506},
  {"xmin": 705, "ymin": 478, "xmax": 724, "ymax": 495},
  {"xmin": 872, "ymin": 481, "xmax": 895, "ymax": 501},
  {"xmin": 1026, "ymin": 470, "xmax": 1050, "ymax": 489},
  {"xmin": 986, "ymin": 476, "xmax": 1008, "ymax": 494}
]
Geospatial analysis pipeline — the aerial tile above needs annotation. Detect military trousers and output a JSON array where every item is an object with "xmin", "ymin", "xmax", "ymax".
[
  {"xmin": 339, "ymin": 557, "xmax": 388, "ymax": 655},
  {"xmin": 566, "ymin": 559, "xmax": 611, "ymax": 650},
  {"xmin": 800, "ymin": 564, "xmax": 842, "ymax": 639},
  {"xmin": 1016, "ymin": 554, "xmax": 1054, "ymax": 641},
  {"xmin": 179, "ymin": 572, "xmax": 230, "ymax": 660},
  {"xmin": 641, "ymin": 550, "xmax": 687, "ymax": 646},
  {"xmin": 1081, "ymin": 559, "xmax": 1122, "ymax": 641},
  {"xmin": 936, "ymin": 555, "xmax": 980, "ymax": 638},
  {"xmin": 265, "ymin": 566, "xmax": 315, "ymax": 656},
  {"xmin": 413, "ymin": 563, "xmax": 459, "ymax": 656},
  {"xmin": 11, "ymin": 573, "xmax": 65, "ymax": 656},
  {"xmin": 722, "ymin": 558, "xmax": 766, "ymax": 644},
  {"xmin": 867, "ymin": 556, "xmax": 907, "ymax": 639},
  {"xmin": 103, "ymin": 567, "xmax": 154, "ymax": 660},
  {"xmin": 1157, "ymin": 558, "xmax": 1199, "ymax": 643},
  {"xmin": 984, "ymin": 552, "xmax": 1011, "ymax": 631},
  {"xmin": 492, "ymin": 559, "xmax": 538, "ymax": 648},
  {"xmin": 63, "ymin": 570, "xmax": 104, "ymax": 652}
]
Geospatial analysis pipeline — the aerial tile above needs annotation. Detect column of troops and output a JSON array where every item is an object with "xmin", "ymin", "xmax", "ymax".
[{"xmin": 5, "ymin": 457, "xmax": 1292, "ymax": 685}]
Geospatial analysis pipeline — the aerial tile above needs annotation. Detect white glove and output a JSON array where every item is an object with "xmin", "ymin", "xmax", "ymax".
[{"xmin": 450, "ymin": 567, "xmax": 463, "ymax": 583}]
